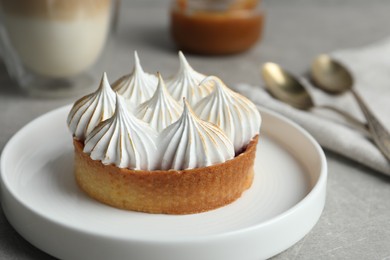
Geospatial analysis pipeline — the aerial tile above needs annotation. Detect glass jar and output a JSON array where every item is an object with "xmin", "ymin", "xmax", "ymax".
[{"xmin": 170, "ymin": 0, "xmax": 264, "ymax": 55}]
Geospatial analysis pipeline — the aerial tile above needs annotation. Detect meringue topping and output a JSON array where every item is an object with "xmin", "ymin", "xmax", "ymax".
[
  {"xmin": 166, "ymin": 51, "xmax": 213, "ymax": 105},
  {"xmin": 194, "ymin": 76, "xmax": 261, "ymax": 153},
  {"xmin": 136, "ymin": 72, "xmax": 183, "ymax": 132},
  {"xmin": 112, "ymin": 51, "xmax": 157, "ymax": 108},
  {"xmin": 67, "ymin": 72, "xmax": 116, "ymax": 141},
  {"xmin": 159, "ymin": 99, "xmax": 234, "ymax": 170},
  {"xmin": 84, "ymin": 94, "xmax": 158, "ymax": 170},
  {"xmin": 68, "ymin": 52, "xmax": 262, "ymax": 172}
]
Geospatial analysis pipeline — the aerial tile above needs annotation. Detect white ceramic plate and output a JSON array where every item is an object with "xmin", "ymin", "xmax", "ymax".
[{"xmin": 1, "ymin": 105, "xmax": 327, "ymax": 260}]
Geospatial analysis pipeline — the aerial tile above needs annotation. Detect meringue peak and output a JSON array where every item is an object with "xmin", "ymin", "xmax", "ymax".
[
  {"xmin": 84, "ymin": 93, "xmax": 158, "ymax": 170},
  {"xmin": 166, "ymin": 52, "xmax": 212, "ymax": 105},
  {"xmin": 154, "ymin": 72, "xmax": 172, "ymax": 100},
  {"xmin": 136, "ymin": 73, "xmax": 182, "ymax": 132},
  {"xmin": 67, "ymin": 72, "xmax": 116, "ymax": 141},
  {"xmin": 112, "ymin": 51, "xmax": 157, "ymax": 106},
  {"xmin": 178, "ymin": 51, "xmax": 192, "ymax": 72},
  {"xmin": 113, "ymin": 92, "xmax": 128, "ymax": 118},
  {"xmin": 194, "ymin": 76, "xmax": 261, "ymax": 153},
  {"xmin": 133, "ymin": 50, "xmax": 143, "ymax": 74},
  {"xmin": 99, "ymin": 72, "xmax": 112, "ymax": 92},
  {"xmin": 159, "ymin": 98, "xmax": 234, "ymax": 170},
  {"xmin": 203, "ymin": 76, "xmax": 230, "ymax": 100}
]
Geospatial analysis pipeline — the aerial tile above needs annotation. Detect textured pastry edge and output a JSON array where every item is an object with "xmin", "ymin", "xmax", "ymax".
[{"xmin": 73, "ymin": 135, "xmax": 259, "ymax": 214}]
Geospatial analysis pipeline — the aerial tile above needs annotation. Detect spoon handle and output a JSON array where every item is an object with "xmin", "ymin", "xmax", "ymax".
[
  {"xmin": 351, "ymin": 89, "xmax": 390, "ymax": 161},
  {"xmin": 316, "ymin": 105, "xmax": 371, "ymax": 137}
]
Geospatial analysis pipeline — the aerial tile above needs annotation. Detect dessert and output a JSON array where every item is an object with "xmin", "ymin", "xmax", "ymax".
[{"xmin": 68, "ymin": 52, "xmax": 261, "ymax": 214}]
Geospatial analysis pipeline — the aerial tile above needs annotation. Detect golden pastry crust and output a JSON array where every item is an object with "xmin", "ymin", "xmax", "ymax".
[{"xmin": 73, "ymin": 135, "xmax": 259, "ymax": 214}]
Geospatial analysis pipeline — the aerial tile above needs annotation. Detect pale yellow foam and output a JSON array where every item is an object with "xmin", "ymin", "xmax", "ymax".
[{"xmin": 0, "ymin": 0, "xmax": 111, "ymax": 20}]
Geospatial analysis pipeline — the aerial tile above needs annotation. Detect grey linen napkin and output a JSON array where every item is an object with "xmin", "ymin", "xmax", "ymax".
[{"xmin": 234, "ymin": 38, "xmax": 390, "ymax": 175}]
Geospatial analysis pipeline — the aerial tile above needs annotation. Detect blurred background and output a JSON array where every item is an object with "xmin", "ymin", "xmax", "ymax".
[{"xmin": 1, "ymin": 0, "xmax": 390, "ymax": 259}]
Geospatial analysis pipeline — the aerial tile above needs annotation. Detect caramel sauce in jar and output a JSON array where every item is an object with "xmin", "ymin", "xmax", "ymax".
[{"xmin": 170, "ymin": 0, "xmax": 264, "ymax": 55}]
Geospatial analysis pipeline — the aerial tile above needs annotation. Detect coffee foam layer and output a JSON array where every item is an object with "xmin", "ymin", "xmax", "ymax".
[{"xmin": 0, "ymin": 0, "xmax": 111, "ymax": 20}]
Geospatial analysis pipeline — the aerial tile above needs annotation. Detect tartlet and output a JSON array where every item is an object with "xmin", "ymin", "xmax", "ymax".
[
  {"xmin": 67, "ymin": 52, "xmax": 261, "ymax": 214},
  {"xmin": 73, "ymin": 135, "xmax": 258, "ymax": 214}
]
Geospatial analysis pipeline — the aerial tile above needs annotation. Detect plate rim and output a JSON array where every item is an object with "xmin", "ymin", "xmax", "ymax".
[{"xmin": 0, "ymin": 105, "xmax": 327, "ymax": 256}]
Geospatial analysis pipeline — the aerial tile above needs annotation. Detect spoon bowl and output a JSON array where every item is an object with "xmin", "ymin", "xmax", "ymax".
[
  {"xmin": 311, "ymin": 54, "xmax": 353, "ymax": 94},
  {"xmin": 261, "ymin": 62, "xmax": 314, "ymax": 110},
  {"xmin": 311, "ymin": 54, "xmax": 390, "ymax": 161},
  {"xmin": 261, "ymin": 62, "xmax": 369, "ymax": 136}
]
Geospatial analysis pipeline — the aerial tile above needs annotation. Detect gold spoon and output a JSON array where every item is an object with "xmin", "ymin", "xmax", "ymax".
[
  {"xmin": 261, "ymin": 62, "xmax": 369, "ymax": 136},
  {"xmin": 261, "ymin": 62, "xmax": 314, "ymax": 109},
  {"xmin": 311, "ymin": 54, "xmax": 390, "ymax": 161}
]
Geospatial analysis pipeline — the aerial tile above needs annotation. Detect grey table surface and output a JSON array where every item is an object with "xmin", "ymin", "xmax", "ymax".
[{"xmin": 1, "ymin": 0, "xmax": 390, "ymax": 259}]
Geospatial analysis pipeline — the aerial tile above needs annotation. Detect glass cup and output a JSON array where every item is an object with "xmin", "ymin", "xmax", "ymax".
[{"xmin": 0, "ymin": 0, "xmax": 118, "ymax": 97}]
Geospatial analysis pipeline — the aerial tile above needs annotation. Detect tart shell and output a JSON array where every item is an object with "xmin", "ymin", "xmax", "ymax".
[{"xmin": 73, "ymin": 135, "xmax": 259, "ymax": 214}]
